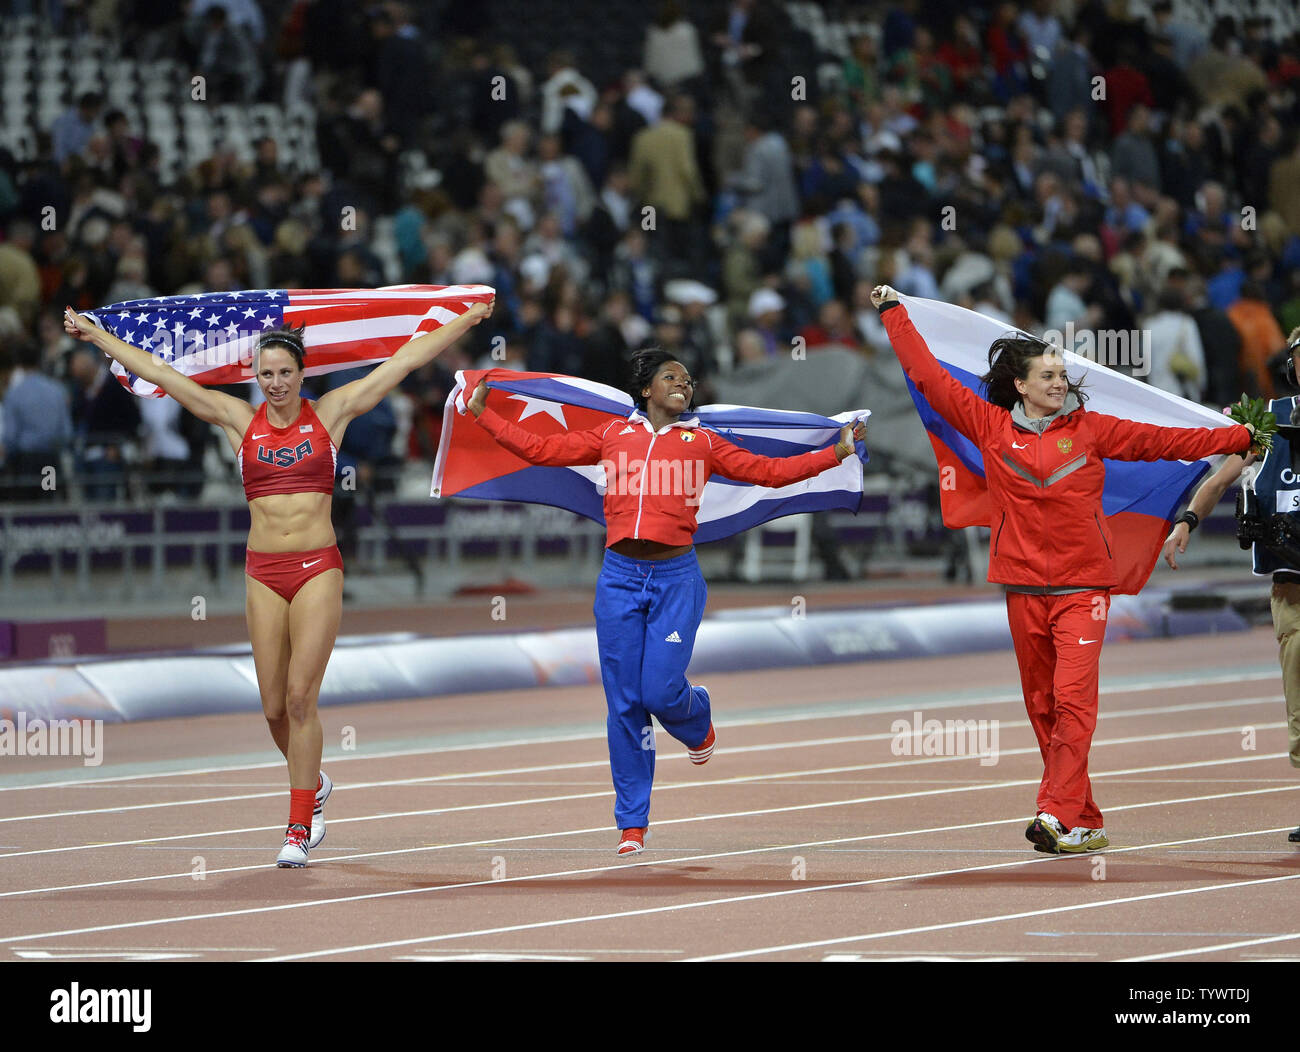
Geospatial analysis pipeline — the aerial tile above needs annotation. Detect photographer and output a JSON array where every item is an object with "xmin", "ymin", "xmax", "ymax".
[{"xmin": 1164, "ymin": 326, "xmax": 1300, "ymax": 842}]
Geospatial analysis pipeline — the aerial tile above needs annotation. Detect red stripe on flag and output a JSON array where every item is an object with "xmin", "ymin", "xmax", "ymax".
[
  {"xmin": 436, "ymin": 379, "xmax": 618, "ymax": 496},
  {"xmin": 927, "ymin": 434, "xmax": 992, "ymax": 529},
  {"xmin": 1107, "ymin": 511, "xmax": 1174, "ymax": 596}
]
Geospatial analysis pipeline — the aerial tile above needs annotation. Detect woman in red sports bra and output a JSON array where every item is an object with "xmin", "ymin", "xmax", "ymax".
[{"xmin": 64, "ymin": 297, "xmax": 493, "ymax": 867}]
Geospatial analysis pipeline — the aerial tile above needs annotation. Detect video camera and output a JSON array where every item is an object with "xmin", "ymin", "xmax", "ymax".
[
  {"xmin": 1237, "ymin": 394, "xmax": 1300, "ymax": 564},
  {"xmin": 1236, "ymin": 485, "xmax": 1300, "ymax": 564}
]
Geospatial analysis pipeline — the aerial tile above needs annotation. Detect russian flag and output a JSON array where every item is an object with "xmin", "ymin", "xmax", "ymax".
[
  {"xmin": 431, "ymin": 369, "xmax": 871, "ymax": 543},
  {"xmin": 898, "ymin": 294, "xmax": 1235, "ymax": 595}
]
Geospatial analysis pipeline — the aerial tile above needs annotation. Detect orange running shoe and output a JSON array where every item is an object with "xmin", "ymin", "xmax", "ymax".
[
  {"xmin": 616, "ymin": 827, "xmax": 646, "ymax": 855},
  {"xmin": 688, "ymin": 722, "xmax": 715, "ymax": 765}
]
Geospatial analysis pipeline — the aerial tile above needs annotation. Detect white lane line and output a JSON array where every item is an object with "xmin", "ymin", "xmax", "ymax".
[
  {"xmin": 11, "ymin": 950, "xmax": 200, "ymax": 960},
  {"xmin": 259, "ymin": 826, "xmax": 1300, "ymax": 963},
  {"xmin": 9, "ymin": 945, "xmax": 275, "ymax": 951},
  {"xmin": 684, "ymin": 871, "xmax": 1300, "ymax": 963},
  {"xmin": 825, "ymin": 949, "xmax": 1091, "ymax": 958},
  {"xmin": 1120, "ymin": 931, "xmax": 1300, "ymax": 962},
  {"xmin": 0, "ymin": 724, "xmax": 1284, "ymax": 860},
  {"xmin": 0, "ymin": 675, "xmax": 1279, "ymax": 793},
  {"xmin": 2, "ymin": 786, "xmax": 1296, "ymax": 946},
  {"xmin": 0, "ymin": 698, "xmax": 1283, "ymax": 824},
  {"xmin": 6, "ymin": 774, "xmax": 1278, "ymax": 900}
]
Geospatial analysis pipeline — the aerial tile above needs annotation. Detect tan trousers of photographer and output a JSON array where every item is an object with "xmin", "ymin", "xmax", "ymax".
[{"xmin": 1269, "ymin": 580, "xmax": 1300, "ymax": 767}]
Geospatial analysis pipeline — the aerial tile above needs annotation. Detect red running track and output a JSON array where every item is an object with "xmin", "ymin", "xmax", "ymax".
[{"xmin": 0, "ymin": 627, "xmax": 1297, "ymax": 963}]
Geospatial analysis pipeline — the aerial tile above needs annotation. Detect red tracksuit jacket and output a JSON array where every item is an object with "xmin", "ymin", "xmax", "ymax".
[
  {"xmin": 882, "ymin": 302, "xmax": 1252, "ymax": 589},
  {"xmin": 475, "ymin": 405, "xmax": 841, "ymax": 546}
]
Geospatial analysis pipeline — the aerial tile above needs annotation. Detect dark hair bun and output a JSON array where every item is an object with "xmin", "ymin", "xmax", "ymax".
[{"xmin": 628, "ymin": 347, "xmax": 689, "ymax": 410}]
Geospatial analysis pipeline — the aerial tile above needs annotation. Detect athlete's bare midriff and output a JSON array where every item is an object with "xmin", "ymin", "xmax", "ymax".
[
  {"xmin": 247, "ymin": 492, "xmax": 337, "ymax": 552},
  {"xmin": 608, "ymin": 538, "xmax": 693, "ymax": 560}
]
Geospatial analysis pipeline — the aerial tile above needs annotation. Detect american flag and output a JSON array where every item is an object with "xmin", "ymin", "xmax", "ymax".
[{"xmin": 84, "ymin": 285, "xmax": 496, "ymax": 397}]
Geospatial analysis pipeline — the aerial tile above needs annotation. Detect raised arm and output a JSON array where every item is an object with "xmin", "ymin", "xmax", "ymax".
[
  {"xmin": 64, "ymin": 307, "xmax": 252, "ymax": 450},
  {"xmin": 873, "ymin": 286, "xmax": 1001, "ymax": 444},
  {"xmin": 315, "ymin": 298, "xmax": 494, "ymax": 435},
  {"xmin": 467, "ymin": 380, "xmax": 608, "ymax": 466}
]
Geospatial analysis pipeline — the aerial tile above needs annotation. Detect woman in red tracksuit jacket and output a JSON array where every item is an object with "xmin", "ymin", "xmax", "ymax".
[
  {"xmin": 872, "ymin": 285, "xmax": 1257, "ymax": 854},
  {"xmin": 467, "ymin": 349, "xmax": 866, "ymax": 856}
]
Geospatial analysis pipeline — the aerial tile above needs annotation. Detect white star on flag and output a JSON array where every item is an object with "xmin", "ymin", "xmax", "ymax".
[{"xmin": 508, "ymin": 393, "xmax": 568, "ymax": 427}]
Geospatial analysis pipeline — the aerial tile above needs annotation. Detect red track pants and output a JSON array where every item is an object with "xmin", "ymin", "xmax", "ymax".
[{"xmin": 1005, "ymin": 589, "xmax": 1110, "ymax": 830}]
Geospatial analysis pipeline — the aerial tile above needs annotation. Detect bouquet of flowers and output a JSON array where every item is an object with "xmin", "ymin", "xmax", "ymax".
[{"xmin": 1227, "ymin": 394, "xmax": 1277, "ymax": 454}]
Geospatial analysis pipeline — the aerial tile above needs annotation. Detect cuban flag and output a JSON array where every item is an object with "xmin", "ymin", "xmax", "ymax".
[
  {"xmin": 431, "ymin": 370, "xmax": 871, "ymax": 543},
  {"xmin": 83, "ymin": 285, "xmax": 495, "ymax": 397},
  {"xmin": 898, "ymin": 294, "xmax": 1236, "ymax": 594}
]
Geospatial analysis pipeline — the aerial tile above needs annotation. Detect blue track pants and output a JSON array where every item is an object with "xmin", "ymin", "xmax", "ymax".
[{"xmin": 593, "ymin": 548, "xmax": 712, "ymax": 828}]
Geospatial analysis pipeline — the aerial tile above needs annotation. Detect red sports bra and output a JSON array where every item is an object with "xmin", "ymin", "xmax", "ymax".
[{"xmin": 238, "ymin": 400, "xmax": 338, "ymax": 501}]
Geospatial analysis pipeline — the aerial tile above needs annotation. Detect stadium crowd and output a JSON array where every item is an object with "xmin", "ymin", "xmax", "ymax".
[{"xmin": 2, "ymin": 0, "xmax": 1300, "ymax": 505}]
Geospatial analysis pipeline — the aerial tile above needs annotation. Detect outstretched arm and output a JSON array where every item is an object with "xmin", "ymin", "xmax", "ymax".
[
  {"xmin": 1090, "ymin": 412, "xmax": 1253, "ymax": 462},
  {"xmin": 64, "ymin": 307, "xmax": 252, "ymax": 448},
  {"xmin": 707, "ymin": 420, "xmax": 865, "ymax": 485},
  {"xmin": 316, "ymin": 298, "xmax": 494, "ymax": 433},
  {"xmin": 467, "ymin": 379, "xmax": 608, "ymax": 466},
  {"xmin": 1162, "ymin": 452, "xmax": 1251, "ymax": 569}
]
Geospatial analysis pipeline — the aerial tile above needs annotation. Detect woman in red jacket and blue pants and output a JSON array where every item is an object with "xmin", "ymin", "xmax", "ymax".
[
  {"xmin": 872, "ymin": 286, "xmax": 1257, "ymax": 854},
  {"xmin": 468, "ymin": 349, "xmax": 865, "ymax": 855}
]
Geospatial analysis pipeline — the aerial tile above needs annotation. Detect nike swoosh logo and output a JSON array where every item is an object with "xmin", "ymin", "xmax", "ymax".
[
  {"xmin": 1012, "ymin": 441, "xmax": 1029, "ymax": 449},
  {"xmin": 1078, "ymin": 638, "xmax": 1098, "ymax": 645},
  {"xmin": 302, "ymin": 559, "xmax": 323, "ymax": 569},
  {"xmin": 252, "ymin": 433, "xmax": 268, "ymax": 439}
]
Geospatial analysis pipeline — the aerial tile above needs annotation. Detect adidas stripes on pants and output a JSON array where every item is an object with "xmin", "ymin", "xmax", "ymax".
[
  {"xmin": 594, "ymin": 548, "xmax": 712, "ymax": 829},
  {"xmin": 1005, "ymin": 589, "xmax": 1110, "ymax": 831}
]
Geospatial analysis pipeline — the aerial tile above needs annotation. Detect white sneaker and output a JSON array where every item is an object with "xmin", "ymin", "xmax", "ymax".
[
  {"xmin": 1058, "ymin": 826, "xmax": 1108, "ymax": 853},
  {"xmin": 309, "ymin": 770, "xmax": 332, "ymax": 849},
  {"xmin": 1025, "ymin": 811, "xmax": 1068, "ymax": 854},
  {"xmin": 276, "ymin": 824, "xmax": 310, "ymax": 868}
]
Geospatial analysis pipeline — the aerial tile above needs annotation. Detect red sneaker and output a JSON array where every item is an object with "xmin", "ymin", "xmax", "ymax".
[
  {"xmin": 616, "ymin": 828, "xmax": 646, "ymax": 855},
  {"xmin": 688, "ymin": 723, "xmax": 715, "ymax": 765}
]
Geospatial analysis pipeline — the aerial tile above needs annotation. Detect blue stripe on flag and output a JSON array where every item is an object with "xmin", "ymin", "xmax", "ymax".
[
  {"xmin": 1101, "ymin": 458, "xmax": 1209, "ymax": 519},
  {"xmin": 695, "ymin": 489, "xmax": 863, "ymax": 544},
  {"xmin": 459, "ymin": 467, "xmax": 607, "ymax": 522},
  {"xmin": 904, "ymin": 363, "xmax": 988, "ymax": 479}
]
